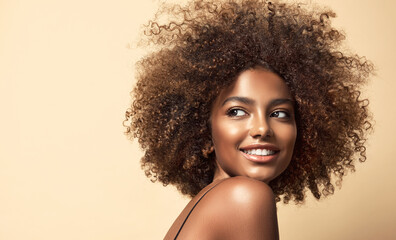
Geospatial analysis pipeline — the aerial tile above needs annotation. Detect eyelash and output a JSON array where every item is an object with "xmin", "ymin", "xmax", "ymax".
[
  {"xmin": 226, "ymin": 108, "xmax": 247, "ymax": 117},
  {"xmin": 270, "ymin": 110, "xmax": 290, "ymax": 119},
  {"xmin": 226, "ymin": 108, "xmax": 291, "ymax": 119}
]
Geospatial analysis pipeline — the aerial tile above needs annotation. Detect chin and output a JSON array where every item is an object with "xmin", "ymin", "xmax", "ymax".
[
  {"xmin": 244, "ymin": 166, "xmax": 287, "ymax": 184},
  {"xmin": 244, "ymin": 172, "xmax": 274, "ymax": 184}
]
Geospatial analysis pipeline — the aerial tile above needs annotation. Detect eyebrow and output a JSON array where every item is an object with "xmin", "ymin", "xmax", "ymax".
[
  {"xmin": 222, "ymin": 96, "xmax": 294, "ymax": 108},
  {"xmin": 222, "ymin": 96, "xmax": 255, "ymax": 106},
  {"xmin": 268, "ymin": 98, "xmax": 294, "ymax": 108}
]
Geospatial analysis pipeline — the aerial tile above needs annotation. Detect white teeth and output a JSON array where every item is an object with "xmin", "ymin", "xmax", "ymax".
[{"xmin": 243, "ymin": 149, "xmax": 276, "ymax": 156}]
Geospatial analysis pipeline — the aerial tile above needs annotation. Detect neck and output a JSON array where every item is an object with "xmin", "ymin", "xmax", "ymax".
[{"xmin": 212, "ymin": 161, "xmax": 231, "ymax": 182}]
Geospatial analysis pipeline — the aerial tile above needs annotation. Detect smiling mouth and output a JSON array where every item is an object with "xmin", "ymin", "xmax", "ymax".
[
  {"xmin": 241, "ymin": 149, "xmax": 278, "ymax": 156},
  {"xmin": 239, "ymin": 147, "xmax": 280, "ymax": 163}
]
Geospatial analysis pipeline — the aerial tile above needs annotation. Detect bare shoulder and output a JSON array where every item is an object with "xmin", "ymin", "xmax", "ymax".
[
  {"xmin": 203, "ymin": 176, "xmax": 276, "ymax": 215},
  {"xmin": 211, "ymin": 176, "xmax": 275, "ymax": 203},
  {"xmin": 197, "ymin": 176, "xmax": 279, "ymax": 240}
]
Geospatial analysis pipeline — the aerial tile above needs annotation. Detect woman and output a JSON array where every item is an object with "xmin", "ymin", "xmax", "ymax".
[{"xmin": 124, "ymin": 0, "xmax": 373, "ymax": 239}]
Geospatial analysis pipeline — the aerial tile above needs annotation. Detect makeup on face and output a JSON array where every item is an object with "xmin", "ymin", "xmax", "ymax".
[{"xmin": 210, "ymin": 68, "xmax": 297, "ymax": 183}]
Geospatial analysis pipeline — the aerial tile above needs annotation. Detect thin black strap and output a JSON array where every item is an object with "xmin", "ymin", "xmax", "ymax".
[{"xmin": 174, "ymin": 179, "xmax": 227, "ymax": 240}]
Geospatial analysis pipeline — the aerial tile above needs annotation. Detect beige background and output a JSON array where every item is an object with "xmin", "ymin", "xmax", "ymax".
[{"xmin": 1, "ymin": 0, "xmax": 395, "ymax": 239}]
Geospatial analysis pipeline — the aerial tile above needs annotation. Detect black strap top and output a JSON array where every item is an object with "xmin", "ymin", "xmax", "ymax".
[{"xmin": 173, "ymin": 179, "xmax": 227, "ymax": 239}]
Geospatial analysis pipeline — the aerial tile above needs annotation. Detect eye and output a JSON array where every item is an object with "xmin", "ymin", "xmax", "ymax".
[
  {"xmin": 227, "ymin": 108, "xmax": 247, "ymax": 117},
  {"xmin": 270, "ymin": 110, "xmax": 290, "ymax": 118}
]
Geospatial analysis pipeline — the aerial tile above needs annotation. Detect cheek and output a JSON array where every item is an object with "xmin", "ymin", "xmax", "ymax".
[
  {"xmin": 211, "ymin": 120, "xmax": 246, "ymax": 150},
  {"xmin": 275, "ymin": 123, "xmax": 297, "ymax": 150},
  {"xmin": 274, "ymin": 124, "xmax": 297, "ymax": 178},
  {"xmin": 284, "ymin": 125, "xmax": 297, "ymax": 152}
]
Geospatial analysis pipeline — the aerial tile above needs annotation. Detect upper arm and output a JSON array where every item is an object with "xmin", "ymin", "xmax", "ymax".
[{"xmin": 203, "ymin": 177, "xmax": 279, "ymax": 240}]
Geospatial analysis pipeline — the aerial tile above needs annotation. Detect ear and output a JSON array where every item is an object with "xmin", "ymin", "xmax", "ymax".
[{"xmin": 202, "ymin": 142, "xmax": 214, "ymax": 158}]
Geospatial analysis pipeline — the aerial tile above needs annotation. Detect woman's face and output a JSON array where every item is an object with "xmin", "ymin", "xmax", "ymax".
[{"xmin": 210, "ymin": 68, "xmax": 297, "ymax": 183}]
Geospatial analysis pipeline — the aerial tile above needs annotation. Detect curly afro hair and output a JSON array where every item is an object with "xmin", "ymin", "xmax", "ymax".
[{"xmin": 124, "ymin": 0, "xmax": 373, "ymax": 203}]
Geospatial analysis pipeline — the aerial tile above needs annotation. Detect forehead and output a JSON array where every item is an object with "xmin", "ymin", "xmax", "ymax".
[{"xmin": 216, "ymin": 69, "xmax": 292, "ymax": 104}]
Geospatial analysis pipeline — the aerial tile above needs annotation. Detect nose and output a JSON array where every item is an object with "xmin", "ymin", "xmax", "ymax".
[{"xmin": 249, "ymin": 114, "xmax": 273, "ymax": 139}]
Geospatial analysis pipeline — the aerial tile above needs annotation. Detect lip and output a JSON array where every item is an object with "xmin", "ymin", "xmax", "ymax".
[
  {"xmin": 239, "ymin": 143, "xmax": 280, "ymax": 151},
  {"xmin": 240, "ymin": 150, "xmax": 279, "ymax": 163},
  {"xmin": 239, "ymin": 143, "xmax": 280, "ymax": 163}
]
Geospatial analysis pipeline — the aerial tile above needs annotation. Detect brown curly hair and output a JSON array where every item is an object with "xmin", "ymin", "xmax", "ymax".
[{"xmin": 124, "ymin": 0, "xmax": 373, "ymax": 203}]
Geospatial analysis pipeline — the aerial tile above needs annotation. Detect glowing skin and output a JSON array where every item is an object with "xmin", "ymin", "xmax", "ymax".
[{"xmin": 210, "ymin": 68, "xmax": 297, "ymax": 183}]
